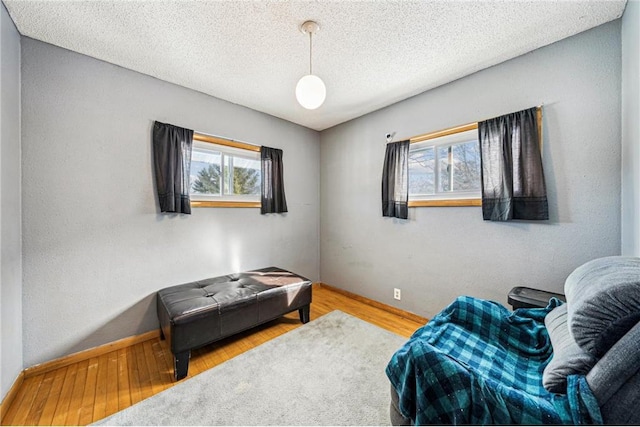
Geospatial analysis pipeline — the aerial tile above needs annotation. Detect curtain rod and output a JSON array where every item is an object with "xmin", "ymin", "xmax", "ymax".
[{"xmin": 393, "ymin": 105, "xmax": 543, "ymax": 145}]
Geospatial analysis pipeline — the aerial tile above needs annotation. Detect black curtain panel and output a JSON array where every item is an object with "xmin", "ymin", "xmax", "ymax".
[
  {"xmin": 381, "ymin": 140, "xmax": 410, "ymax": 220},
  {"xmin": 479, "ymin": 107, "xmax": 548, "ymax": 221},
  {"xmin": 261, "ymin": 146, "xmax": 288, "ymax": 214},
  {"xmin": 152, "ymin": 121, "xmax": 194, "ymax": 214}
]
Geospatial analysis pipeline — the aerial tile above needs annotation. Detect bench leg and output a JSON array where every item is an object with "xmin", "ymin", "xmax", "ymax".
[
  {"xmin": 174, "ymin": 351, "xmax": 190, "ymax": 381},
  {"xmin": 299, "ymin": 305, "xmax": 310, "ymax": 324},
  {"xmin": 159, "ymin": 328, "xmax": 165, "ymax": 340}
]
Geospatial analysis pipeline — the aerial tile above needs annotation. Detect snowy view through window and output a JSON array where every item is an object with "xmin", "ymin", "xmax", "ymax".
[{"xmin": 409, "ymin": 131, "xmax": 480, "ymax": 199}]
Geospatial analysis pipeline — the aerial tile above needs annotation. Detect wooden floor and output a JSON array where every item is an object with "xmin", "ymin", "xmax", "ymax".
[{"xmin": 2, "ymin": 285, "xmax": 425, "ymax": 426}]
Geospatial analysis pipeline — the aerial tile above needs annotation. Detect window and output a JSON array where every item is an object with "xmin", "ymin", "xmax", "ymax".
[
  {"xmin": 190, "ymin": 135, "xmax": 261, "ymax": 208},
  {"xmin": 408, "ymin": 127, "xmax": 481, "ymax": 207}
]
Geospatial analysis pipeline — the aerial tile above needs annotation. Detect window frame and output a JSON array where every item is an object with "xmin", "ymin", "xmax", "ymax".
[
  {"xmin": 408, "ymin": 123, "xmax": 482, "ymax": 207},
  {"xmin": 406, "ymin": 107, "xmax": 542, "ymax": 207},
  {"xmin": 189, "ymin": 133, "xmax": 261, "ymax": 208}
]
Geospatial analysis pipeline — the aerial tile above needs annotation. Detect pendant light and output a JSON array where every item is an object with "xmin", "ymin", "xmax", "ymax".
[{"xmin": 296, "ymin": 21, "xmax": 326, "ymax": 110}]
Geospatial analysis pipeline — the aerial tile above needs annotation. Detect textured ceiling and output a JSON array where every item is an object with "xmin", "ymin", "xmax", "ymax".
[{"xmin": 3, "ymin": 0, "xmax": 627, "ymax": 131}]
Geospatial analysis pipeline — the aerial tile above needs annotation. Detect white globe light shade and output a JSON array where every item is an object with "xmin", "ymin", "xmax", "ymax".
[{"xmin": 296, "ymin": 74, "xmax": 326, "ymax": 110}]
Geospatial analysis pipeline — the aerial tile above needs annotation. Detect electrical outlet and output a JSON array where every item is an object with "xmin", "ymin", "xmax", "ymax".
[{"xmin": 394, "ymin": 288, "xmax": 401, "ymax": 300}]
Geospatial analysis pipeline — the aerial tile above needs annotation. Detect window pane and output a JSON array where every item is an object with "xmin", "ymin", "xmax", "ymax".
[
  {"xmin": 191, "ymin": 148, "xmax": 222, "ymax": 195},
  {"xmin": 437, "ymin": 146, "xmax": 452, "ymax": 192},
  {"xmin": 223, "ymin": 155, "xmax": 232, "ymax": 195},
  {"xmin": 452, "ymin": 140, "xmax": 481, "ymax": 192},
  {"xmin": 437, "ymin": 141, "xmax": 480, "ymax": 193},
  {"xmin": 226, "ymin": 155, "xmax": 261, "ymax": 196},
  {"xmin": 408, "ymin": 147, "xmax": 435, "ymax": 196}
]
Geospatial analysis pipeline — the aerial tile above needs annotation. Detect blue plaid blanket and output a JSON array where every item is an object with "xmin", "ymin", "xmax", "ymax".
[{"xmin": 386, "ymin": 296, "xmax": 602, "ymax": 425}]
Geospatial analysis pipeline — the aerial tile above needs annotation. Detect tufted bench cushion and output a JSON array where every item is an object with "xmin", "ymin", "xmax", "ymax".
[{"xmin": 157, "ymin": 266, "xmax": 312, "ymax": 380}]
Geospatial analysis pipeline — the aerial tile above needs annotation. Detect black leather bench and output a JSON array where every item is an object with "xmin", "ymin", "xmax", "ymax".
[{"xmin": 157, "ymin": 266, "xmax": 312, "ymax": 380}]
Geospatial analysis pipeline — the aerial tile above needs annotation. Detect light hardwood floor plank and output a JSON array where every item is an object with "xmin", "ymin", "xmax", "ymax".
[
  {"xmin": 126, "ymin": 346, "xmax": 143, "ymax": 406},
  {"xmin": 64, "ymin": 360, "xmax": 88, "ymax": 426},
  {"xmin": 141, "ymin": 341, "xmax": 164, "ymax": 397},
  {"xmin": 5, "ymin": 374, "xmax": 43, "ymax": 426},
  {"xmin": 77, "ymin": 357, "xmax": 99, "ymax": 426},
  {"xmin": 1, "ymin": 377, "xmax": 29, "ymax": 426},
  {"xmin": 91, "ymin": 354, "xmax": 109, "ymax": 422},
  {"xmin": 37, "ymin": 367, "xmax": 67, "ymax": 425},
  {"xmin": 116, "ymin": 348, "xmax": 131, "ymax": 411},
  {"xmin": 51, "ymin": 365, "xmax": 76, "ymax": 425},
  {"xmin": 24, "ymin": 371, "xmax": 55, "ymax": 426},
  {"xmin": 151, "ymin": 340, "xmax": 173, "ymax": 389},
  {"xmin": 133, "ymin": 343, "xmax": 152, "ymax": 401},
  {"xmin": 158, "ymin": 339, "xmax": 176, "ymax": 384},
  {"xmin": 104, "ymin": 351, "xmax": 119, "ymax": 419}
]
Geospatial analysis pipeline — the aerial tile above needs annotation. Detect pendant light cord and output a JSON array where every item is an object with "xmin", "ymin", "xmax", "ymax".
[{"xmin": 309, "ymin": 31, "xmax": 313, "ymax": 75}]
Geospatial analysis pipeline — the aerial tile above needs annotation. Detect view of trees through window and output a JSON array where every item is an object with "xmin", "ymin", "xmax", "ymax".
[
  {"xmin": 190, "ymin": 147, "xmax": 260, "ymax": 197},
  {"xmin": 409, "ymin": 138, "xmax": 480, "ymax": 198}
]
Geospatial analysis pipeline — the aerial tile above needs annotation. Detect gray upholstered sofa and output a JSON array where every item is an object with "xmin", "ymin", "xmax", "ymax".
[
  {"xmin": 562, "ymin": 256, "xmax": 640, "ymax": 424},
  {"xmin": 388, "ymin": 256, "xmax": 640, "ymax": 424}
]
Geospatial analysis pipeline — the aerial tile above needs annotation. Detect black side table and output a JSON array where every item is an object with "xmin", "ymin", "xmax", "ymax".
[{"xmin": 508, "ymin": 286, "xmax": 566, "ymax": 310}]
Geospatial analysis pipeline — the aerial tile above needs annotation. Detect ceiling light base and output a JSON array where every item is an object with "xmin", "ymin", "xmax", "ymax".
[{"xmin": 300, "ymin": 20, "xmax": 320, "ymax": 35}]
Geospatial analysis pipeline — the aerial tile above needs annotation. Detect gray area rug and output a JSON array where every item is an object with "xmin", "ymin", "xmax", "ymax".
[{"xmin": 96, "ymin": 310, "xmax": 407, "ymax": 426}]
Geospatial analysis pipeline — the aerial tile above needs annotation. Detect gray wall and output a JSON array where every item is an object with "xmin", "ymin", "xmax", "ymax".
[
  {"xmin": 320, "ymin": 21, "xmax": 622, "ymax": 318},
  {"xmin": 0, "ymin": 3, "xmax": 22, "ymax": 399},
  {"xmin": 21, "ymin": 38, "xmax": 320, "ymax": 367},
  {"xmin": 11, "ymin": 13, "xmax": 631, "ymax": 370},
  {"xmin": 622, "ymin": 0, "xmax": 640, "ymax": 257}
]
